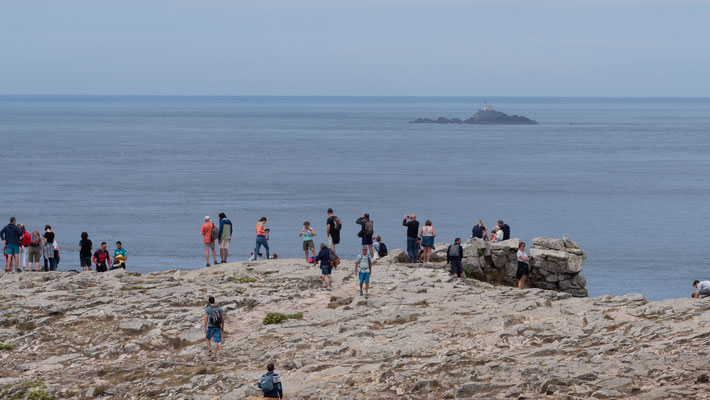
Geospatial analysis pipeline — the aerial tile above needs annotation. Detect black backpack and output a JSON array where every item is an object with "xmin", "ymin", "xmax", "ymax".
[
  {"xmin": 378, "ymin": 243, "xmax": 388, "ymax": 258},
  {"xmin": 208, "ymin": 306, "xmax": 223, "ymax": 327}
]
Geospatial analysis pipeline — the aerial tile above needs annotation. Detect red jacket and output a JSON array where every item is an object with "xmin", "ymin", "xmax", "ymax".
[{"xmin": 20, "ymin": 232, "xmax": 31, "ymax": 247}]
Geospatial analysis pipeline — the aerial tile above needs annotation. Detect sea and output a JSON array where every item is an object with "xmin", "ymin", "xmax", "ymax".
[{"xmin": 1, "ymin": 95, "xmax": 708, "ymax": 301}]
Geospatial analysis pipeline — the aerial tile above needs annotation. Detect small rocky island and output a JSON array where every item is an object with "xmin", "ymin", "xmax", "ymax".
[{"xmin": 411, "ymin": 102, "xmax": 538, "ymax": 125}]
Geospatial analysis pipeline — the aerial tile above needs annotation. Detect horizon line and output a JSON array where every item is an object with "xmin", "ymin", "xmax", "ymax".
[{"xmin": 1, "ymin": 94, "xmax": 710, "ymax": 99}]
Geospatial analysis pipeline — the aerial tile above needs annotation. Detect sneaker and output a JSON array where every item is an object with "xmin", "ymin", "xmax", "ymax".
[
  {"xmin": 206, "ymin": 263, "xmax": 210, "ymax": 268},
  {"xmin": 326, "ymin": 286, "xmax": 331, "ymax": 291},
  {"xmin": 359, "ymin": 289, "xmax": 363, "ymax": 296},
  {"xmin": 364, "ymin": 293, "xmax": 369, "ymax": 299}
]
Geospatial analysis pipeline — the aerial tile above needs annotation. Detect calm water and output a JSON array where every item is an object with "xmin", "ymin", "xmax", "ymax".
[{"xmin": 1, "ymin": 96, "xmax": 709, "ymax": 301}]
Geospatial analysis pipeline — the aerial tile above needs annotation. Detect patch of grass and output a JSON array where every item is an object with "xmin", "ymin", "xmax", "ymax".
[
  {"xmin": 13, "ymin": 381, "xmax": 51, "ymax": 400},
  {"xmin": 477, "ymin": 248, "xmax": 485, "ymax": 257},
  {"xmin": 120, "ymin": 285, "xmax": 145, "ymax": 291},
  {"xmin": 16, "ymin": 321, "xmax": 35, "ymax": 333},
  {"xmin": 233, "ymin": 273, "xmax": 257, "ymax": 283},
  {"xmin": 0, "ymin": 344, "xmax": 12, "ymax": 351},
  {"xmin": 262, "ymin": 312, "xmax": 303, "ymax": 325},
  {"xmin": 163, "ymin": 335, "xmax": 190, "ymax": 349}
]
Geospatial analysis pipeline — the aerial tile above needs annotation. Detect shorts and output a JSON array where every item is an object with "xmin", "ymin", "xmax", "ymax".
[
  {"xmin": 516, "ymin": 262, "xmax": 529, "ymax": 279},
  {"xmin": 204, "ymin": 241, "xmax": 215, "ymax": 249},
  {"xmin": 206, "ymin": 327, "xmax": 222, "ymax": 343},
  {"xmin": 361, "ymin": 235, "xmax": 373, "ymax": 245},
  {"xmin": 218, "ymin": 239, "xmax": 230, "ymax": 250},
  {"xmin": 421, "ymin": 236, "xmax": 434, "ymax": 248},
  {"xmin": 6, "ymin": 244, "xmax": 19, "ymax": 255},
  {"xmin": 27, "ymin": 246, "xmax": 41, "ymax": 262},
  {"xmin": 320, "ymin": 265, "xmax": 332, "ymax": 275},
  {"xmin": 302, "ymin": 240, "xmax": 315, "ymax": 251},
  {"xmin": 80, "ymin": 257, "xmax": 92, "ymax": 267},
  {"xmin": 96, "ymin": 262, "xmax": 108, "ymax": 272},
  {"xmin": 358, "ymin": 271, "xmax": 370, "ymax": 284},
  {"xmin": 450, "ymin": 259, "xmax": 463, "ymax": 276}
]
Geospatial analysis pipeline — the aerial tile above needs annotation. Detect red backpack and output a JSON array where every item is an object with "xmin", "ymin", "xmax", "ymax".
[{"xmin": 29, "ymin": 231, "xmax": 41, "ymax": 247}]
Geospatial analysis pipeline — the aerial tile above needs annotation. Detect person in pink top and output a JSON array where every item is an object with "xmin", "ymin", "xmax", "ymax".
[{"xmin": 201, "ymin": 216, "xmax": 218, "ymax": 267}]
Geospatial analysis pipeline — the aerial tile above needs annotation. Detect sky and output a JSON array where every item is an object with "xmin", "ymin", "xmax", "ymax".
[{"xmin": 1, "ymin": 0, "xmax": 709, "ymax": 97}]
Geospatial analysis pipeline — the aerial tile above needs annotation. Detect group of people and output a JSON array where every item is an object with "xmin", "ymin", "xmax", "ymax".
[{"xmin": 0, "ymin": 217, "xmax": 127, "ymax": 273}]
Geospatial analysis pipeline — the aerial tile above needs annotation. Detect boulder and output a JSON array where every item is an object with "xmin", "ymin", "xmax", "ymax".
[{"xmin": 378, "ymin": 248, "xmax": 409, "ymax": 264}]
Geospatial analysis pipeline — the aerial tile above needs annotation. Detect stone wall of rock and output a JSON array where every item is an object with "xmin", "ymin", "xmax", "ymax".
[{"xmin": 380, "ymin": 236, "xmax": 588, "ymax": 297}]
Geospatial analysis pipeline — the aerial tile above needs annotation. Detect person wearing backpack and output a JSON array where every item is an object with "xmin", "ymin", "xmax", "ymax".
[
  {"xmin": 373, "ymin": 236, "xmax": 388, "ymax": 259},
  {"xmin": 203, "ymin": 296, "xmax": 224, "ymax": 361},
  {"xmin": 326, "ymin": 208, "xmax": 342, "ymax": 252},
  {"xmin": 217, "ymin": 212, "xmax": 233, "ymax": 264},
  {"xmin": 200, "ymin": 216, "xmax": 218, "ymax": 268},
  {"xmin": 315, "ymin": 243, "xmax": 333, "ymax": 291},
  {"xmin": 446, "ymin": 238, "xmax": 464, "ymax": 279},
  {"xmin": 78, "ymin": 232, "xmax": 93, "ymax": 272},
  {"xmin": 27, "ymin": 229, "xmax": 42, "ymax": 272},
  {"xmin": 1, "ymin": 217, "xmax": 23, "ymax": 272},
  {"xmin": 258, "ymin": 363, "xmax": 283, "ymax": 398},
  {"xmin": 355, "ymin": 247, "xmax": 372, "ymax": 299},
  {"xmin": 356, "ymin": 213, "xmax": 374, "ymax": 257}
]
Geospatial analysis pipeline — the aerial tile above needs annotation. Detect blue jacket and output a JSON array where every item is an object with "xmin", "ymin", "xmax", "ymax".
[
  {"xmin": 314, "ymin": 247, "xmax": 331, "ymax": 267},
  {"xmin": 0, "ymin": 224, "xmax": 22, "ymax": 246},
  {"xmin": 218, "ymin": 218, "xmax": 232, "ymax": 240}
]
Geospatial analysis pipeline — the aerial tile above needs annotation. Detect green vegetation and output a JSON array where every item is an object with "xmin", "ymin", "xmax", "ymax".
[
  {"xmin": 262, "ymin": 312, "xmax": 303, "ymax": 325},
  {"xmin": 477, "ymin": 248, "xmax": 485, "ymax": 257},
  {"xmin": 121, "ymin": 285, "xmax": 145, "ymax": 291},
  {"xmin": 0, "ymin": 344, "xmax": 13, "ymax": 351},
  {"xmin": 233, "ymin": 272, "xmax": 257, "ymax": 283},
  {"xmin": 16, "ymin": 321, "xmax": 35, "ymax": 333},
  {"xmin": 12, "ymin": 381, "xmax": 51, "ymax": 400}
]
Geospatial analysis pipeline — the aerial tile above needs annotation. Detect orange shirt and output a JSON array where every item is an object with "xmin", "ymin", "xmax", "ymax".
[
  {"xmin": 201, "ymin": 222, "xmax": 214, "ymax": 243},
  {"xmin": 256, "ymin": 222, "xmax": 266, "ymax": 236}
]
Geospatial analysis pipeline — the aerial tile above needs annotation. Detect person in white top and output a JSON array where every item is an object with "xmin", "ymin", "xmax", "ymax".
[
  {"xmin": 516, "ymin": 242, "xmax": 530, "ymax": 289},
  {"xmin": 692, "ymin": 280, "xmax": 710, "ymax": 298},
  {"xmin": 419, "ymin": 220, "xmax": 436, "ymax": 265}
]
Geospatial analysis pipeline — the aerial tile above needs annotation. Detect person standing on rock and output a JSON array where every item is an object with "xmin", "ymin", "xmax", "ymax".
[
  {"xmin": 692, "ymin": 280, "xmax": 710, "ymax": 298},
  {"xmin": 419, "ymin": 220, "xmax": 436, "ymax": 265},
  {"xmin": 258, "ymin": 363, "xmax": 283, "ymax": 398},
  {"xmin": 471, "ymin": 220, "xmax": 487, "ymax": 240},
  {"xmin": 355, "ymin": 247, "xmax": 372, "ymax": 299},
  {"xmin": 356, "ymin": 214, "xmax": 374, "ymax": 257},
  {"xmin": 402, "ymin": 214, "xmax": 420, "ymax": 263},
  {"xmin": 19, "ymin": 224, "xmax": 30, "ymax": 271},
  {"xmin": 326, "ymin": 208, "xmax": 341, "ymax": 252},
  {"xmin": 498, "ymin": 220, "xmax": 511, "ymax": 241},
  {"xmin": 315, "ymin": 243, "xmax": 333, "ymax": 291},
  {"xmin": 93, "ymin": 242, "xmax": 111, "ymax": 272},
  {"xmin": 26, "ymin": 228, "xmax": 42, "ymax": 272},
  {"xmin": 299, "ymin": 221, "xmax": 317, "ymax": 262},
  {"xmin": 447, "ymin": 238, "xmax": 464, "ymax": 279},
  {"xmin": 201, "ymin": 216, "xmax": 218, "ymax": 267},
  {"xmin": 218, "ymin": 213, "xmax": 233, "ymax": 264},
  {"xmin": 78, "ymin": 232, "xmax": 93, "ymax": 272},
  {"xmin": 1, "ymin": 217, "xmax": 22, "ymax": 272},
  {"xmin": 516, "ymin": 242, "xmax": 530, "ymax": 289},
  {"xmin": 204, "ymin": 296, "xmax": 224, "ymax": 361},
  {"xmin": 255, "ymin": 217, "xmax": 270, "ymax": 260},
  {"xmin": 43, "ymin": 225, "xmax": 57, "ymax": 271}
]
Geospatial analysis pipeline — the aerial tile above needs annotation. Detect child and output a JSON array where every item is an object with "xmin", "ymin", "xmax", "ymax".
[{"xmin": 298, "ymin": 221, "xmax": 317, "ymax": 262}]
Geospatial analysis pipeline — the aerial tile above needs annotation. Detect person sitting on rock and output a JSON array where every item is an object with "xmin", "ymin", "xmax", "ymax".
[
  {"xmin": 258, "ymin": 363, "xmax": 283, "ymax": 398},
  {"xmin": 373, "ymin": 236, "xmax": 388, "ymax": 260},
  {"xmin": 446, "ymin": 238, "xmax": 464, "ymax": 279},
  {"xmin": 692, "ymin": 280, "xmax": 710, "ymax": 298},
  {"xmin": 415, "ymin": 237, "xmax": 423, "ymax": 262}
]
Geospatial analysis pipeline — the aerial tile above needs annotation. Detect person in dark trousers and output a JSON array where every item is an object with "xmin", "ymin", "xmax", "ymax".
[
  {"xmin": 93, "ymin": 242, "xmax": 111, "ymax": 272},
  {"xmin": 43, "ymin": 225, "xmax": 56, "ymax": 271},
  {"xmin": 314, "ymin": 243, "xmax": 333, "ymax": 291},
  {"xmin": 258, "ymin": 363, "xmax": 283, "ymax": 398},
  {"xmin": 402, "ymin": 214, "xmax": 420, "ymax": 263},
  {"xmin": 218, "ymin": 212, "xmax": 233, "ymax": 263},
  {"xmin": 356, "ymin": 214, "xmax": 374, "ymax": 257},
  {"xmin": 446, "ymin": 238, "xmax": 465, "ymax": 279},
  {"xmin": 255, "ymin": 217, "xmax": 270, "ymax": 260},
  {"xmin": 1, "ymin": 217, "xmax": 23, "ymax": 272},
  {"xmin": 498, "ymin": 220, "xmax": 511, "ymax": 241},
  {"xmin": 326, "ymin": 208, "xmax": 341, "ymax": 252}
]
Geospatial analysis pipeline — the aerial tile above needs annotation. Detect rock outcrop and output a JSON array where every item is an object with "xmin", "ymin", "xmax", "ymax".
[
  {"xmin": 383, "ymin": 237, "xmax": 588, "ymax": 297},
  {"xmin": 411, "ymin": 108, "xmax": 537, "ymax": 125},
  {"xmin": 0, "ymin": 260, "xmax": 707, "ymax": 399}
]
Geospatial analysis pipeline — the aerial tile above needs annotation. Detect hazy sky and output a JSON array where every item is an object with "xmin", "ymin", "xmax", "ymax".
[{"xmin": 2, "ymin": 0, "xmax": 709, "ymax": 96}]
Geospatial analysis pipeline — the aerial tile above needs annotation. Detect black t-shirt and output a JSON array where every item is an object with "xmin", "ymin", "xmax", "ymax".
[
  {"xmin": 404, "ymin": 219, "xmax": 419, "ymax": 238},
  {"xmin": 44, "ymin": 231, "xmax": 55, "ymax": 244},
  {"xmin": 501, "ymin": 224, "xmax": 511, "ymax": 240},
  {"xmin": 326, "ymin": 216, "xmax": 340, "ymax": 243},
  {"xmin": 79, "ymin": 238, "xmax": 92, "ymax": 258},
  {"xmin": 472, "ymin": 225, "xmax": 486, "ymax": 239}
]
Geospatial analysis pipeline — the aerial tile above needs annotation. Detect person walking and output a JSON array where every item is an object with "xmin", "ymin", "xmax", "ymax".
[
  {"xmin": 355, "ymin": 247, "xmax": 372, "ymax": 299},
  {"xmin": 218, "ymin": 213, "xmax": 233, "ymax": 264},
  {"xmin": 26, "ymin": 229, "xmax": 42, "ymax": 272},
  {"xmin": 200, "ymin": 216, "xmax": 218, "ymax": 267},
  {"xmin": 1, "ymin": 217, "xmax": 22, "ymax": 272},
  {"xmin": 258, "ymin": 363, "xmax": 284, "ymax": 399},
  {"xmin": 447, "ymin": 238, "xmax": 464, "ymax": 279},
  {"xmin": 314, "ymin": 243, "xmax": 333, "ymax": 291},
  {"xmin": 113, "ymin": 241, "xmax": 127, "ymax": 269},
  {"xmin": 498, "ymin": 220, "xmax": 511, "ymax": 241},
  {"xmin": 402, "ymin": 214, "xmax": 420, "ymax": 263},
  {"xmin": 356, "ymin": 214, "xmax": 374, "ymax": 257},
  {"xmin": 299, "ymin": 221, "xmax": 317, "ymax": 262},
  {"xmin": 43, "ymin": 225, "xmax": 56, "ymax": 271},
  {"xmin": 204, "ymin": 296, "xmax": 224, "ymax": 361},
  {"xmin": 93, "ymin": 242, "xmax": 111, "ymax": 272},
  {"xmin": 326, "ymin": 208, "xmax": 341, "ymax": 252},
  {"xmin": 78, "ymin": 232, "xmax": 93, "ymax": 272},
  {"xmin": 419, "ymin": 220, "xmax": 436, "ymax": 265},
  {"xmin": 255, "ymin": 217, "xmax": 270, "ymax": 260},
  {"xmin": 471, "ymin": 220, "xmax": 487, "ymax": 239},
  {"xmin": 516, "ymin": 242, "xmax": 530, "ymax": 289},
  {"xmin": 18, "ymin": 224, "xmax": 30, "ymax": 271}
]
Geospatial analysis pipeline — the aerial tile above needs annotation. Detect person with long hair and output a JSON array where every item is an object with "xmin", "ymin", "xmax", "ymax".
[{"xmin": 419, "ymin": 220, "xmax": 436, "ymax": 265}]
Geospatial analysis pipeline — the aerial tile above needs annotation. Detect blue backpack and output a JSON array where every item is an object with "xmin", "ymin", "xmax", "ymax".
[{"xmin": 259, "ymin": 373, "xmax": 274, "ymax": 392}]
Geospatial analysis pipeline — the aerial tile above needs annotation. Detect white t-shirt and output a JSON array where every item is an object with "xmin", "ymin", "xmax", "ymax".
[
  {"xmin": 517, "ymin": 250, "xmax": 528, "ymax": 263},
  {"xmin": 697, "ymin": 281, "xmax": 710, "ymax": 291}
]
